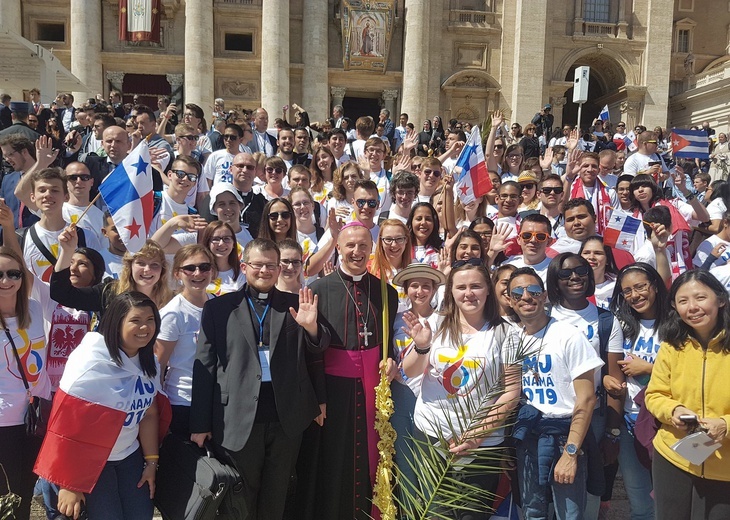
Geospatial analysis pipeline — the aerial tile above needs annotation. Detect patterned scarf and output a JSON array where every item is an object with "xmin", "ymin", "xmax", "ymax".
[{"xmin": 570, "ymin": 177, "xmax": 612, "ymax": 234}]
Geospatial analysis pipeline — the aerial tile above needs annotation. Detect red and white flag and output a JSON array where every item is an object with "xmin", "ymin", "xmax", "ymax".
[
  {"xmin": 603, "ymin": 210, "xmax": 641, "ymax": 252},
  {"xmin": 119, "ymin": 0, "xmax": 161, "ymax": 43},
  {"xmin": 99, "ymin": 141, "xmax": 155, "ymax": 254}
]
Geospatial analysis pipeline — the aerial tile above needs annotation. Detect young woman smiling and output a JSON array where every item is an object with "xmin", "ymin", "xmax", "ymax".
[
  {"xmin": 407, "ymin": 202, "xmax": 442, "ymax": 269},
  {"xmin": 327, "ymin": 162, "xmax": 364, "ymax": 222},
  {"xmin": 310, "ymin": 146, "xmax": 336, "ymax": 204},
  {"xmin": 579, "ymin": 236, "xmax": 619, "ymax": 310},
  {"xmin": 369, "ymin": 219, "xmax": 412, "ymax": 312},
  {"xmin": 200, "ymin": 221, "xmax": 245, "ymax": 296},
  {"xmin": 259, "ymin": 197, "xmax": 298, "ymax": 243}
]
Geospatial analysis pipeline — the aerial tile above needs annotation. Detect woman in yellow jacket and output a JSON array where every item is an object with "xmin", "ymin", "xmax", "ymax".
[{"xmin": 646, "ymin": 269, "xmax": 730, "ymax": 520}]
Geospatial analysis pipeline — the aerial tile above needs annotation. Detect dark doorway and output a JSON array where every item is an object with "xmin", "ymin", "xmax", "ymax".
[
  {"xmin": 121, "ymin": 74, "xmax": 172, "ymax": 108},
  {"xmin": 562, "ymin": 67, "xmax": 606, "ymax": 132},
  {"xmin": 343, "ymin": 96, "xmax": 381, "ymax": 121}
]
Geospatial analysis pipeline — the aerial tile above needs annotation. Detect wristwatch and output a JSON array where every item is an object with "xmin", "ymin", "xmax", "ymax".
[{"xmin": 564, "ymin": 443, "xmax": 578, "ymax": 456}]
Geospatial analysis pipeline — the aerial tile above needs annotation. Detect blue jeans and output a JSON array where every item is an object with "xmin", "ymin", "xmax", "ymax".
[
  {"xmin": 618, "ymin": 422, "xmax": 654, "ymax": 520},
  {"xmin": 85, "ymin": 448, "xmax": 153, "ymax": 520},
  {"xmin": 35, "ymin": 478, "xmax": 60, "ymax": 519},
  {"xmin": 517, "ymin": 434, "xmax": 588, "ymax": 520},
  {"xmin": 391, "ymin": 381, "xmax": 418, "ymax": 502}
]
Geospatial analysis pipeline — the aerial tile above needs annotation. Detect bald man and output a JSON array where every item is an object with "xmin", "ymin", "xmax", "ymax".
[{"xmin": 249, "ymin": 108, "xmax": 278, "ymax": 157}]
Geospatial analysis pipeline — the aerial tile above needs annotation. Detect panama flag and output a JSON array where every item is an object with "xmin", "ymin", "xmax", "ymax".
[
  {"xmin": 671, "ymin": 128, "xmax": 710, "ymax": 159},
  {"xmin": 624, "ymin": 130, "xmax": 638, "ymax": 152},
  {"xmin": 454, "ymin": 126, "xmax": 492, "ymax": 205},
  {"xmin": 99, "ymin": 141, "xmax": 154, "ymax": 254},
  {"xmin": 603, "ymin": 210, "xmax": 641, "ymax": 252},
  {"xmin": 599, "ymin": 105, "xmax": 610, "ymax": 121}
]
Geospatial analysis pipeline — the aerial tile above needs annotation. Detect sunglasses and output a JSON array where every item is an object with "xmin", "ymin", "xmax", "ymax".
[
  {"xmin": 451, "ymin": 258, "xmax": 482, "ymax": 269},
  {"xmin": 280, "ymin": 259, "xmax": 303, "ymax": 268},
  {"xmin": 422, "ymin": 169, "xmax": 441, "ymax": 177},
  {"xmin": 644, "ymin": 140, "xmax": 658, "ymax": 144},
  {"xmin": 381, "ymin": 236, "xmax": 407, "ymax": 245},
  {"xmin": 265, "ymin": 167, "xmax": 285, "ymax": 174},
  {"xmin": 180, "ymin": 263, "xmax": 213, "ymax": 274},
  {"xmin": 268, "ymin": 211, "xmax": 292, "ymax": 220},
  {"xmin": 67, "ymin": 174, "xmax": 92, "ymax": 182},
  {"xmin": 0, "ymin": 269, "xmax": 23, "ymax": 281},
  {"xmin": 557, "ymin": 264, "xmax": 591, "ymax": 280},
  {"xmin": 234, "ymin": 163, "xmax": 256, "ymax": 171},
  {"xmin": 356, "ymin": 199, "xmax": 378, "ymax": 209},
  {"xmin": 177, "ymin": 135, "xmax": 198, "ymax": 140},
  {"xmin": 510, "ymin": 284, "xmax": 544, "ymax": 301},
  {"xmin": 507, "ymin": 154, "xmax": 522, "ymax": 159},
  {"xmin": 222, "ymin": 134, "xmax": 239, "ymax": 140},
  {"xmin": 494, "ymin": 145, "xmax": 504, "ymax": 150},
  {"xmin": 541, "ymin": 186, "xmax": 564, "ymax": 195},
  {"xmin": 522, "ymin": 183, "xmax": 537, "ymax": 189},
  {"xmin": 519, "ymin": 231, "xmax": 549, "ymax": 242},
  {"xmin": 171, "ymin": 169, "xmax": 199, "ymax": 182}
]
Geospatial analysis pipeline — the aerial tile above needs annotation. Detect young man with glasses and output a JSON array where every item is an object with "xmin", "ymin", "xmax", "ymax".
[
  {"xmin": 416, "ymin": 157, "xmax": 442, "ymax": 203},
  {"xmin": 351, "ymin": 180, "xmax": 381, "ymax": 244},
  {"xmin": 231, "ymin": 152, "xmax": 266, "ymax": 238},
  {"xmin": 149, "ymin": 155, "xmax": 200, "ymax": 234},
  {"xmin": 538, "ymin": 174, "xmax": 567, "ymax": 238},
  {"xmin": 62, "ymin": 162, "xmax": 104, "ymax": 245},
  {"xmin": 622, "ymin": 130, "xmax": 669, "ymax": 177},
  {"xmin": 361, "ymin": 137, "xmax": 391, "ymax": 217},
  {"xmin": 378, "ymin": 171, "xmax": 419, "ymax": 224},
  {"xmin": 507, "ymin": 267, "xmax": 603, "ymax": 520},
  {"xmin": 506, "ymin": 214, "xmax": 553, "ymax": 283},
  {"xmin": 200, "ymin": 123, "xmax": 246, "ymax": 196}
]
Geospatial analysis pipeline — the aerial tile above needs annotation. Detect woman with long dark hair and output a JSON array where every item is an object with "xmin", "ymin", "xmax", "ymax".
[
  {"xmin": 579, "ymin": 236, "xmax": 619, "ymax": 310},
  {"xmin": 646, "ymin": 270, "xmax": 730, "ymax": 519},
  {"xmin": 407, "ymin": 202, "xmax": 442, "ymax": 268},
  {"xmin": 258, "ymin": 197, "xmax": 298, "ymax": 243}
]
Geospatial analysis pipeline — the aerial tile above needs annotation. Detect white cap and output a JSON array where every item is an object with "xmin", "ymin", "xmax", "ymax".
[{"xmin": 209, "ymin": 182, "xmax": 244, "ymax": 213}]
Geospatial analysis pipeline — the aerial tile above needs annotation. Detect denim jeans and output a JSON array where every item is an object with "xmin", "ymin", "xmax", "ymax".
[
  {"xmin": 517, "ymin": 434, "xmax": 588, "ymax": 520},
  {"xmin": 35, "ymin": 478, "xmax": 60, "ymax": 520},
  {"xmin": 85, "ymin": 448, "xmax": 153, "ymax": 520},
  {"xmin": 617, "ymin": 422, "xmax": 654, "ymax": 520},
  {"xmin": 391, "ymin": 381, "xmax": 418, "ymax": 503},
  {"xmin": 583, "ymin": 411, "xmax": 605, "ymax": 520}
]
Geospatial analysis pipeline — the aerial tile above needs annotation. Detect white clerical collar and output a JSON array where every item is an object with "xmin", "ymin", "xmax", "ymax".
[{"xmin": 339, "ymin": 265, "xmax": 366, "ymax": 282}]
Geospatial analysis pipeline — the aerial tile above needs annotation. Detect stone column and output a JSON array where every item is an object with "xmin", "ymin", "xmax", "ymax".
[
  {"xmin": 0, "ymin": 0, "xmax": 22, "ymax": 35},
  {"xmin": 70, "ymin": 0, "xmax": 103, "ymax": 101},
  {"xmin": 330, "ymin": 86, "xmax": 346, "ymax": 115},
  {"xmin": 185, "ymin": 0, "xmax": 214, "ymax": 115},
  {"xmin": 166, "ymin": 73, "xmax": 184, "ymax": 104},
  {"xmin": 106, "ymin": 71, "xmax": 125, "ymax": 94},
  {"xmin": 382, "ymin": 89, "xmax": 399, "ymax": 120},
  {"xmin": 261, "ymin": 0, "xmax": 290, "ymax": 117},
  {"xmin": 400, "ymin": 0, "xmax": 430, "ymax": 125},
  {"xmin": 510, "ymin": 0, "xmax": 548, "ymax": 127},
  {"xmin": 302, "ymin": 0, "xmax": 328, "ymax": 122},
  {"xmin": 641, "ymin": 0, "xmax": 672, "ymax": 126}
]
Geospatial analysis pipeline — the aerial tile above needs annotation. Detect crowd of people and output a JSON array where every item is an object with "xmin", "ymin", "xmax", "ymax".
[{"xmin": 0, "ymin": 89, "xmax": 729, "ymax": 520}]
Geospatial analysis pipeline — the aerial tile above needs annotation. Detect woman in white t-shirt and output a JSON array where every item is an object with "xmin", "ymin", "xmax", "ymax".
[
  {"xmin": 200, "ymin": 221, "xmax": 245, "ymax": 296},
  {"xmin": 38, "ymin": 292, "xmax": 164, "ymax": 520},
  {"xmin": 0, "ymin": 247, "xmax": 51, "ymax": 519},
  {"xmin": 605, "ymin": 263, "xmax": 670, "ymax": 520},
  {"xmin": 369, "ymin": 220, "xmax": 412, "ymax": 312},
  {"xmin": 579, "ymin": 236, "xmax": 619, "ymax": 311},
  {"xmin": 401, "ymin": 259, "xmax": 521, "ymax": 516},
  {"xmin": 156, "ymin": 245, "xmax": 215, "ymax": 436}
]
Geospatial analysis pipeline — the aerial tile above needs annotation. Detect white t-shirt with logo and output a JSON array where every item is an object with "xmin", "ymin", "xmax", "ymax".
[
  {"xmin": 23, "ymin": 223, "xmax": 100, "ymax": 284},
  {"xmin": 393, "ymin": 312, "xmax": 440, "ymax": 398},
  {"xmin": 150, "ymin": 191, "xmax": 193, "ymax": 235},
  {"xmin": 200, "ymin": 149, "xmax": 235, "ymax": 192},
  {"xmin": 707, "ymin": 198, "xmax": 727, "ymax": 221},
  {"xmin": 693, "ymin": 234, "xmax": 730, "ymax": 268},
  {"xmin": 206, "ymin": 268, "xmax": 245, "ymax": 297},
  {"xmin": 63, "ymin": 202, "xmax": 104, "ymax": 246},
  {"xmin": 608, "ymin": 318, "xmax": 659, "ymax": 414},
  {"xmin": 505, "ymin": 255, "xmax": 551, "ymax": 284},
  {"xmin": 415, "ymin": 321, "xmax": 519, "ymax": 446},
  {"xmin": 518, "ymin": 318, "xmax": 604, "ymax": 418},
  {"xmin": 100, "ymin": 248, "xmax": 124, "ymax": 280},
  {"xmin": 593, "ymin": 279, "xmax": 616, "ymax": 311}
]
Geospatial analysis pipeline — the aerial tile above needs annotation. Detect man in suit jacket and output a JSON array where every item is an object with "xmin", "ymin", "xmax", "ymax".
[
  {"xmin": 191, "ymin": 238, "xmax": 330, "ymax": 520},
  {"xmin": 248, "ymin": 108, "xmax": 278, "ymax": 157}
]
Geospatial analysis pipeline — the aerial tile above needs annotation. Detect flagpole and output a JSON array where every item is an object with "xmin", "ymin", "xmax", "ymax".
[{"xmin": 69, "ymin": 192, "xmax": 102, "ymax": 229}]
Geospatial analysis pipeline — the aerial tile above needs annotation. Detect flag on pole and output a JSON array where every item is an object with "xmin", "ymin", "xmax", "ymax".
[
  {"xmin": 625, "ymin": 131, "xmax": 638, "ymax": 152},
  {"xmin": 454, "ymin": 126, "xmax": 492, "ymax": 205},
  {"xmin": 671, "ymin": 128, "xmax": 710, "ymax": 159},
  {"xmin": 99, "ymin": 141, "xmax": 154, "ymax": 254},
  {"xmin": 603, "ymin": 210, "xmax": 641, "ymax": 252},
  {"xmin": 119, "ymin": 0, "xmax": 161, "ymax": 43},
  {"xmin": 599, "ymin": 105, "xmax": 610, "ymax": 121}
]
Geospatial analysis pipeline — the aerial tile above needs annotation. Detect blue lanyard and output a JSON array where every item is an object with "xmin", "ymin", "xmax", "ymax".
[{"xmin": 245, "ymin": 294, "xmax": 271, "ymax": 348}]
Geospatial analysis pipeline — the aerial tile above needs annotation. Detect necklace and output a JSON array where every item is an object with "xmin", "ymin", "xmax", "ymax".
[
  {"xmin": 522, "ymin": 319, "xmax": 551, "ymax": 384},
  {"xmin": 336, "ymin": 270, "xmax": 373, "ymax": 347}
]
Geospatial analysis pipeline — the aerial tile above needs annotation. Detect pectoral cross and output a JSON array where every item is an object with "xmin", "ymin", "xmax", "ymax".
[{"xmin": 359, "ymin": 324, "xmax": 373, "ymax": 347}]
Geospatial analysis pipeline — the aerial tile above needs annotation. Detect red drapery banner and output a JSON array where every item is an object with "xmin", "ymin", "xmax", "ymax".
[{"xmin": 119, "ymin": 0, "xmax": 161, "ymax": 43}]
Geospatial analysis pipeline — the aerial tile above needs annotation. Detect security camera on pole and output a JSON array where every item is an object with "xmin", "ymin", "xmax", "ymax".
[{"xmin": 573, "ymin": 66, "xmax": 590, "ymax": 132}]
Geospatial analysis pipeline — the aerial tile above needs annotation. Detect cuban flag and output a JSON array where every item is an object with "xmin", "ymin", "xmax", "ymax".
[
  {"xmin": 604, "ymin": 210, "xmax": 641, "ymax": 252},
  {"xmin": 454, "ymin": 126, "xmax": 492, "ymax": 205},
  {"xmin": 671, "ymin": 128, "xmax": 710, "ymax": 159},
  {"xmin": 99, "ymin": 141, "xmax": 154, "ymax": 254},
  {"xmin": 599, "ymin": 105, "xmax": 610, "ymax": 121}
]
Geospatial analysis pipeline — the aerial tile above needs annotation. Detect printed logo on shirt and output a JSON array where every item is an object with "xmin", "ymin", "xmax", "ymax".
[
  {"xmin": 33, "ymin": 243, "xmax": 60, "ymax": 283},
  {"xmin": 4, "ymin": 329, "xmax": 45, "ymax": 386},
  {"xmin": 124, "ymin": 376, "xmax": 156, "ymax": 427},
  {"xmin": 522, "ymin": 354, "xmax": 558, "ymax": 405},
  {"xmin": 623, "ymin": 336, "xmax": 659, "ymax": 361},
  {"xmin": 438, "ymin": 345, "xmax": 479, "ymax": 397},
  {"xmin": 48, "ymin": 305, "xmax": 91, "ymax": 388}
]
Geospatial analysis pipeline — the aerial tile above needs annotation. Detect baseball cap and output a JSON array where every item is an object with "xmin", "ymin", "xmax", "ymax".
[{"xmin": 209, "ymin": 182, "xmax": 244, "ymax": 213}]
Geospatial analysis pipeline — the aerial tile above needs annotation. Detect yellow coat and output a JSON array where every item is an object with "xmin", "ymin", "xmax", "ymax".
[{"xmin": 645, "ymin": 334, "xmax": 730, "ymax": 481}]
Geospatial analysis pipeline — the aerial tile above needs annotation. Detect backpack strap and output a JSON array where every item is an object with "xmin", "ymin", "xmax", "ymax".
[
  {"xmin": 152, "ymin": 191, "xmax": 163, "ymax": 219},
  {"xmin": 596, "ymin": 308, "xmax": 615, "ymax": 417},
  {"xmin": 29, "ymin": 225, "xmax": 57, "ymax": 265}
]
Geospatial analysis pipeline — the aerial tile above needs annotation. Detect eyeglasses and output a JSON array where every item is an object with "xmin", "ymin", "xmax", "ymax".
[
  {"xmin": 247, "ymin": 262, "xmax": 279, "ymax": 271},
  {"xmin": 557, "ymin": 265, "xmax": 591, "ymax": 280},
  {"xmin": 171, "ymin": 169, "xmax": 199, "ymax": 182},
  {"xmin": 210, "ymin": 236, "xmax": 234, "ymax": 244},
  {"xmin": 234, "ymin": 163, "xmax": 256, "ymax": 170},
  {"xmin": 356, "ymin": 199, "xmax": 378, "ymax": 209},
  {"xmin": 621, "ymin": 281, "xmax": 651, "ymax": 298},
  {"xmin": 381, "ymin": 236, "xmax": 407, "ymax": 245},
  {"xmin": 511, "ymin": 126, "xmax": 520, "ymax": 130},
  {"xmin": 541, "ymin": 186, "xmax": 564, "ymax": 195},
  {"xmin": 411, "ymin": 164, "xmax": 422, "ymax": 171},
  {"xmin": 616, "ymin": 124, "xmax": 625, "ymax": 127},
  {"xmin": 280, "ymin": 259, "xmax": 303, "ymax": 268},
  {"xmin": 498, "ymin": 193, "xmax": 520, "ymax": 201},
  {"xmin": 268, "ymin": 211, "xmax": 292, "ymax": 220},
  {"xmin": 265, "ymin": 167, "xmax": 285, "ymax": 175},
  {"xmin": 519, "ymin": 231, "xmax": 549, "ymax": 242},
  {"xmin": 180, "ymin": 263, "xmax": 213, "ymax": 274},
  {"xmin": 366, "ymin": 147, "xmax": 385, "ymax": 154},
  {"xmin": 67, "ymin": 174, "xmax": 92, "ymax": 182},
  {"xmin": 292, "ymin": 200, "xmax": 312, "ymax": 208},
  {"xmin": 223, "ymin": 134, "xmax": 240, "ymax": 141},
  {"xmin": 422, "ymin": 169, "xmax": 441, "ymax": 177},
  {"xmin": 451, "ymin": 258, "xmax": 482, "ymax": 269},
  {"xmin": 507, "ymin": 154, "xmax": 522, "ymax": 160},
  {"xmin": 0, "ymin": 269, "xmax": 23, "ymax": 281},
  {"xmin": 510, "ymin": 284, "xmax": 544, "ymax": 301},
  {"xmin": 475, "ymin": 231, "xmax": 493, "ymax": 239}
]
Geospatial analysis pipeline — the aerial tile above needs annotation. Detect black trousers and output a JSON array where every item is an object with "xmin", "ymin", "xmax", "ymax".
[
  {"xmin": 653, "ymin": 450, "xmax": 730, "ymax": 520},
  {"xmin": 227, "ymin": 422, "xmax": 302, "ymax": 520},
  {"xmin": 0, "ymin": 425, "xmax": 42, "ymax": 520}
]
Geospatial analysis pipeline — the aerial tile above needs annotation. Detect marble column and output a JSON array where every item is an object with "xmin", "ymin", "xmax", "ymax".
[
  {"xmin": 400, "ymin": 0, "xmax": 430, "ymax": 125},
  {"xmin": 330, "ymin": 86, "xmax": 346, "ymax": 115},
  {"xmin": 382, "ymin": 89, "xmax": 399, "ymax": 120},
  {"xmin": 510, "ymin": 0, "xmax": 548, "ymax": 127},
  {"xmin": 185, "ymin": 0, "xmax": 214, "ymax": 115},
  {"xmin": 70, "ymin": 0, "xmax": 103, "ymax": 102},
  {"xmin": 261, "ymin": 0, "xmax": 290, "ymax": 117},
  {"xmin": 0, "ymin": 0, "xmax": 22, "ymax": 35},
  {"xmin": 641, "ymin": 0, "xmax": 673, "ymax": 126},
  {"xmin": 302, "ymin": 0, "xmax": 328, "ymax": 122},
  {"xmin": 166, "ymin": 73, "xmax": 184, "ymax": 104}
]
